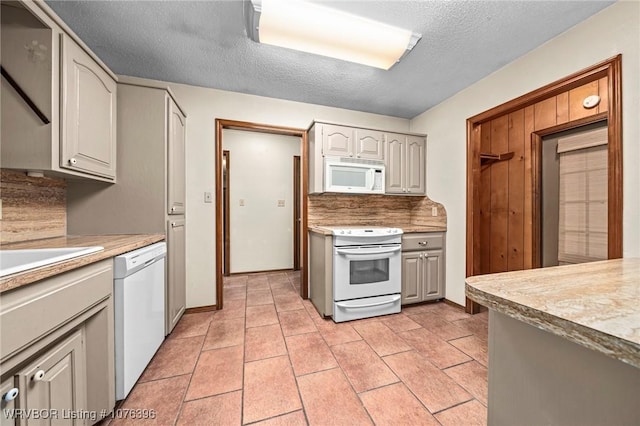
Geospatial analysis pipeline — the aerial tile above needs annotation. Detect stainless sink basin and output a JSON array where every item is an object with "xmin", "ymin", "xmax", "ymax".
[{"xmin": 0, "ymin": 246, "xmax": 104, "ymax": 277}]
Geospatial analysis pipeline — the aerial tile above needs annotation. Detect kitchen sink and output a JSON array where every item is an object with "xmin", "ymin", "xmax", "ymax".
[{"xmin": 0, "ymin": 246, "xmax": 104, "ymax": 277}]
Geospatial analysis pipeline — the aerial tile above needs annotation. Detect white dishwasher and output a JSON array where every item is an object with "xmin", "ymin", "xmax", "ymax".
[{"xmin": 114, "ymin": 242, "xmax": 166, "ymax": 400}]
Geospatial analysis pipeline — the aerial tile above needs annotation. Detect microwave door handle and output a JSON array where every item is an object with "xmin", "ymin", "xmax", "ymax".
[{"xmin": 368, "ymin": 169, "xmax": 375, "ymax": 190}]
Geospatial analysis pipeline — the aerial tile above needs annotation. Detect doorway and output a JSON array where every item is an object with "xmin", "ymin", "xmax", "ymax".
[
  {"xmin": 540, "ymin": 123, "xmax": 608, "ymax": 267},
  {"xmin": 465, "ymin": 55, "xmax": 622, "ymax": 314},
  {"xmin": 215, "ymin": 119, "xmax": 309, "ymax": 310},
  {"xmin": 221, "ymin": 135, "xmax": 301, "ymax": 276}
]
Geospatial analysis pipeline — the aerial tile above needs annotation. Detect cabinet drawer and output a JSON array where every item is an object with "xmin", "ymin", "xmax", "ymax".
[
  {"xmin": 0, "ymin": 260, "xmax": 112, "ymax": 361},
  {"xmin": 402, "ymin": 233, "xmax": 444, "ymax": 251}
]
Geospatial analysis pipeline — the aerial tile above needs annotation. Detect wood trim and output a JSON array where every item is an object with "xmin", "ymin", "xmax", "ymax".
[
  {"xmin": 223, "ymin": 150, "xmax": 230, "ymax": 276},
  {"xmin": 468, "ymin": 56, "xmax": 616, "ymax": 124},
  {"xmin": 301, "ymin": 131, "xmax": 309, "ymax": 299},
  {"xmin": 293, "ymin": 155, "xmax": 301, "ymax": 271},
  {"xmin": 443, "ymin": 298, "xmax": 467, "ymax": 311},
  {"xmin": 215, "ymin": 120, "xmax": 224, "ymax": 309},
  {"xmin": 218, "ymin": 119, "xmax": 305, "ymax": 136},
  {"xmin": 465, "ymin": 55, "xmax": 623, "ymax": 314},
  {"xmin": 607, "ymin": 56, "xmax": 623, "ymax": 259},
  {"xmin": 184, "ymin": 305, "xmax": 217, "ymax": 314},
  {"xmin": 228, "ymin": 268, "xmax": 295, "ymax": 276},
  {"xmin": 531, "ymin": 133, "xmax": 543, "ymax": 269},
  {"xmin": 215, "ymin": 119, "xmax": 309, "ymax": 310}
]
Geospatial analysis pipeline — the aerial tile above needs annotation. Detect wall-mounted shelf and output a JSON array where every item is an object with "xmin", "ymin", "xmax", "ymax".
[{"xmin": 480, "ymin": 152, "xmax": 514, "ymax": 167}]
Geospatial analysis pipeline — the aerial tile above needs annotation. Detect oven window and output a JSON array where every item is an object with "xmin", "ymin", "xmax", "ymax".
[{"xmin": 349, "ymin": 258, "xmax": 389, "ymax": 285}]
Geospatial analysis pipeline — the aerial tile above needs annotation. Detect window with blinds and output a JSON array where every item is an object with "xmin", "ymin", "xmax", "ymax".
[{"xmin": 557, "ymin": 127, "xmax": 608, "ymax": 265}]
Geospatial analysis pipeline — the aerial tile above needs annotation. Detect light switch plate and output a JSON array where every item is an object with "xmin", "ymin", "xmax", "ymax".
[
  {"xmin": 204, "ymin": 192, "xmax": 212, "ymax": 203},
  {"xmin": 431, "ymin": 206, "xmax": 438, "ymax": 216}
]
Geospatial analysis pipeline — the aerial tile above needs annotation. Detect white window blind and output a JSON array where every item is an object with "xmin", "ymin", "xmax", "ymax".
[{"xmin": 557, "ymin": 127, "xmax": 608, "ymax": 265}]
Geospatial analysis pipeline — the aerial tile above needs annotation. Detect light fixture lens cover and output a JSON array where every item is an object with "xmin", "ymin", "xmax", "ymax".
[{"xmin": 251, "ymin": 0, "xmax": 421, "ymax": 70}]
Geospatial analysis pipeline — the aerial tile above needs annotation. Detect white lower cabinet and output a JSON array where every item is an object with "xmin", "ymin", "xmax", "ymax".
[
  {"xmin": 166, "ymin": 219, "xmax": 186, "ymax": 334},
  {"xmin": 0, "ymin": 260, "xmax": 114, "ymax": 426},
  {"xmin": 401, "ymin": 232, "xmax": 445, "ymax": 304},
  {"xmin": 18, "ymin": 330, "xmax": 87, "ymax": 425}
]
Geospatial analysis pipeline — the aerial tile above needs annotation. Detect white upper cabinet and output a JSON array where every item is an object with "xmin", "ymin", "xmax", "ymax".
[
  {"xmin": 167, "ymin": 97, "xmax": 186, "ymax": 215},
  {"xmin": 309, "ymin": 121, "xmax": 426, "ymax": 195},
  {"xmin": 355, "ymin": 129, "xmax": 384, "ymax": 160},
  {"xmin": 405, "ymin": 136, "xmax": 426, "ymax": 194},
  {"xmin": 0, "ymin": 1, "xmax": 117, "ymax": 182},
  {"xmin": 320, "ymin": 124, "xmax": 384, "ymax": 160},
  {"xmin": 61, "ymin": 34, "xmax": 116, "ymax": 179},
  {"xmin": 384, "ymin": 133, "xmax": 426, "ymax": 195},
  {"xmin": 322, "ymin": 124, "xmax": 355, "ymax": 157}
]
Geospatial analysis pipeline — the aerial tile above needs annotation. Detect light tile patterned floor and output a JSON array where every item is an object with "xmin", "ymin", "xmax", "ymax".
[{"xmin": 110, "ymin": 271, "xmax": 489, "ymax": 425}]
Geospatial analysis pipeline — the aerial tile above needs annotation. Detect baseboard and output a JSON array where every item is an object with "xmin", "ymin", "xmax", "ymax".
[{"xmin": 184, "ymin": 305, "xmax": 217, "ymax": 314}]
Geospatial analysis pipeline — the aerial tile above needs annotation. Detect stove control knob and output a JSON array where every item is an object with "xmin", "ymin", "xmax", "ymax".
[
  {"xmin": 340, "ymin": 231, "xmax": 345, "ymax": 235},
  {"xmin": 347, "ymin": 230, "xmax": 352, "ymax": 234}
]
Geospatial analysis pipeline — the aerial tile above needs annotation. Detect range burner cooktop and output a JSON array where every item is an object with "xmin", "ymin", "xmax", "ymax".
[{"xmin": 327, "ymin": 227, "xmax": 403, "ymax": 237}]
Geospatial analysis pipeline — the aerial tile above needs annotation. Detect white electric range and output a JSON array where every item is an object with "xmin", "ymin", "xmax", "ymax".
[{"xmin": 325, "ymin": 227, "xmax": 403, "ymax": 322}]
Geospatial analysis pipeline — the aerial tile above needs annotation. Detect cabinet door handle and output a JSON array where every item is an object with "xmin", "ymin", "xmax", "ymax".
[
  {"xmin": 69, "ymin": 157, "xmax": 78, "ymax": 165},
  {"xmin": 171, "ymin": 206, "xmax": 176, "ymax": 212},
  {"xmin": 32, "ymin": 369, "xmax": 46, "ymax": 382},
  {"xmin": 2, "ymin": 388, "xmax": 19, "ymax": 402},
  {"xmin": 418, "ymin": 241, "xmax": 429, "ymax": 246}
]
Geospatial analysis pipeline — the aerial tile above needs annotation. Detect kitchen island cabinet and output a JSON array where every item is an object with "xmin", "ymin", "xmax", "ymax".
[{"xmin": 466, "ymin": 259, "xmax": 640, "ymax": 426}]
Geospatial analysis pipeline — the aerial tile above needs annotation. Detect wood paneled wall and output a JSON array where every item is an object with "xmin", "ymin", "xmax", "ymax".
[
  {"xmin": 0, "ymin": 169, "xmax": 66, "ymax": 244},
  {"xmin": 474, "ymin": 75, "xmax": 611, "ymax": 275},
  {"xmin": 308, "ymin": 194, "xmax": 446, "ymax": 228}
]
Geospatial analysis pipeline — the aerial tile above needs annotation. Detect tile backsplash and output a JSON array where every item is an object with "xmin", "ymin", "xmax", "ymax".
[
  {"xmin": 308, "ymin": 193, "xmax": 446, "ymax": 228},
  {"xmin": 0, "ymin": 169, "xmax": 66, "ymax": 244}
]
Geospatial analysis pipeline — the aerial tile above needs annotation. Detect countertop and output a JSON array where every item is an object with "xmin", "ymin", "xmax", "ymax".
[
  {"xmin": 466, "ymin": 258, "xmax": 640, "ymax": 368},
  {"xmin": 0, "ymin": 234, "xmax": 165, "ymax": 293},
  {"xmin": 309, "ymin": 224, "xmax": 446, "ymax": 235}
]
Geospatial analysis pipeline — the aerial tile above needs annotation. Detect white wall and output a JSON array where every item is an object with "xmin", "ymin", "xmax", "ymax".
[
  {"xmin": 163, "ymin": 83, "xmax": 409, "ymax": 307},
  {"xmin": 410, "ymin": 2, "xmax": 640, "ymax": 306},
  {"xmin": 224, "ymin": 130, "xmax": 301, "ymax": 273}
]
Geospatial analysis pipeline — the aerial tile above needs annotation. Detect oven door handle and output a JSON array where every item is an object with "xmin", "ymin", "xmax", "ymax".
[
  {"xmin": 336, "ymin": 246, "xmax": 400, "ymax": 257},
  {"xmin": 336, "ymin": 247, "xmax": 400, "ymax": 260},
  {"xmin": 335, "ymin": 295, "xmax": 401, "ymax": 309}
]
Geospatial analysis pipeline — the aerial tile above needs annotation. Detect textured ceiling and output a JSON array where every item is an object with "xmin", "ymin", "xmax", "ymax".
[{"xmin": 46, "ymin": 1, "xmax": 613, "ymax": 119}]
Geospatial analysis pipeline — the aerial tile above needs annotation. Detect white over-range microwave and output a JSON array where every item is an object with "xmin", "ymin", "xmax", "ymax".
[{"xmin": 324, "ymin": 157, "xmax": 385, "ymax": 194}]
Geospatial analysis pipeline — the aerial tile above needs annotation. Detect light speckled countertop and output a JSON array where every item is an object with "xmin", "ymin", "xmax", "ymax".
[
  {"xmin": 309, "ymin": 224, "xmax": 446, "ymax": 235},
  {"xmin": 466, "ymin": 258, "xmax": 640, "ymax": 368},
  {"xmin": 0, "ymin": 234, "xmax": 165, "ymax": 293}
]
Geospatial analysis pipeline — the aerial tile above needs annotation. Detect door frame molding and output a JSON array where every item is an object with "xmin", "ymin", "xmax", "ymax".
[
  {"xmin": 223, "ymin": 150, "xmax": 230, "ymax": 276},
  {"xmin": 293, "ymin": 155, "xmax": 301, "ymax": 271},
  {"xmin": 215, "ymin": 119, "xmax": 309, "ymax": 310},
  {"xmin": 465, "ymin": 55, "xmax": 622, "ymax": 314}
]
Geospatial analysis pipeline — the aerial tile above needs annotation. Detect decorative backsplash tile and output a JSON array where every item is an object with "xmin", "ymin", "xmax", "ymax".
[
  {"xmin": 308, "ymin": 193, "xmax": 446, "ymax": 228},
  {"xmin": 0, "ymin": 169, "xmax": 66, "ymax": 244}
]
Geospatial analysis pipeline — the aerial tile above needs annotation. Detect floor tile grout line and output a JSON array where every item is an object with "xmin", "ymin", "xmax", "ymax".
[
  {"xmin": 430, "ymin": 396, "xmax": 478, "ymax": 416},
  {"xmin": 170, "ymin": 271, "xmax": 487, "ymax": 425}
]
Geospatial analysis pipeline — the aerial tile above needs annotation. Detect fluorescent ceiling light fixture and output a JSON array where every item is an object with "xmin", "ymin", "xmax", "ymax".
[{"xmin": 245, "ymin": 0, "xmax": 421, "ymax": 70}]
